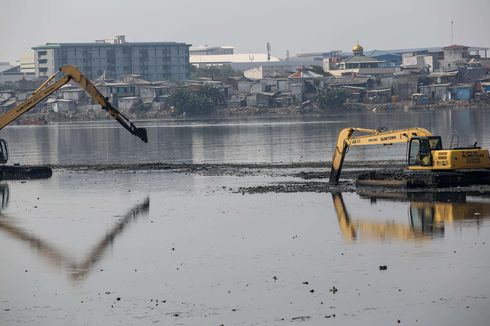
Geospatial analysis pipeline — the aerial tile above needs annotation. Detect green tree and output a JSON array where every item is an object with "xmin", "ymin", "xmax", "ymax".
[
  {"xmin": 168, "ymin": 84, "xmax": 223, "ymax": 116},
  {"xmin": 315, "ymin": 88, "xmax": 347, "ymax": 109}
]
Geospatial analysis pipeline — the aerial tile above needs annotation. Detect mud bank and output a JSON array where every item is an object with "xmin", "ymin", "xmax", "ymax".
[
  {"xmin": 53, "ymin": 160, "xmax": 405, "ymax": 176},
  {"xmin": 52, "ymin": 162, "xmax": 490, "ymax": 195},
  {"xmin": 237, "ymin": 181, "xmax": 490, "ymax": 195}
]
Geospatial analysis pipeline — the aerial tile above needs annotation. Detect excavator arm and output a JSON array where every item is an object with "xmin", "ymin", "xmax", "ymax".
[
  {"xmin": 0, "ymin": 65, "xmax": 147, "ymax": 143},
  {"xmin": 329, "ymin": 127, "xmax": 432, "ymax": 184}
]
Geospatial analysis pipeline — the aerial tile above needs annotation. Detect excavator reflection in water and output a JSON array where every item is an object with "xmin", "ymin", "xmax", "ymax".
[
  {"xmin": 332, "ymin": 191, "xmax": 490, "ymax": 241},
  {"xmin": 0, "ymin": 183, "xmax": 149, "ymax": 282}
]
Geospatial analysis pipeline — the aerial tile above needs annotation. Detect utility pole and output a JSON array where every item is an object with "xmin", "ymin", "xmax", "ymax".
[{"xmin": 451, "ymin": 20, "xmax": 454, "ymax": 44}]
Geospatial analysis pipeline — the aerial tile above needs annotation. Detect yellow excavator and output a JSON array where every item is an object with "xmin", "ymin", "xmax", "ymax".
[
  {"xmin": 0, "ymin": 65, "xmax": 148, "ymax": 164},
  {"xmin": 329, "ymin": 127, "xmax": 490, "ymax": 184}
]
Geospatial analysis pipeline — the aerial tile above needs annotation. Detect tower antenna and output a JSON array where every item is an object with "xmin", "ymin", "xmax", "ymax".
[{"xmin": 267, "ymin": 42, "xmax": 271, "ymax": 62}]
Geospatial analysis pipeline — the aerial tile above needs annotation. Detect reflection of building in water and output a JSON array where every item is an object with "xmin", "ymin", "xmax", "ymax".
[
  {"xmin": 333, "ymin": 192, "xmax": 490, "ymax": 241},
  {"xmin": 0, "ymin": 185, "xmax": 149, "ymax": 282}
]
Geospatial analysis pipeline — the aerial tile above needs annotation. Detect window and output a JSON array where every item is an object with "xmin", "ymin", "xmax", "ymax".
[
  {"xmin": 429, "ymin": 137, "xmax": 442, "ymax": 150},
  {"xmin": 409, "ymin": 138, "xmax": 432, "ymax": 166},
  {"xmin": 409, "ymin": 139, "xmax": 420, "ymax": 166}
]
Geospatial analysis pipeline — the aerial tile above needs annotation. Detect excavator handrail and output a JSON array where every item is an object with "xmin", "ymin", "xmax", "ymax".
[
  {"xmin": 0, "ymin": 65, "xmax": 147, "ymax": 143},
  {"xmin": 329, "ymin": 127, "xmax": 433, "ymax": 184}
]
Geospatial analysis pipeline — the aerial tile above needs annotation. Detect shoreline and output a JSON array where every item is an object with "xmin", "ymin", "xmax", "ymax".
[{"xmin": 21, "ymin": 99, "xmax": 490, "ymax": 123}]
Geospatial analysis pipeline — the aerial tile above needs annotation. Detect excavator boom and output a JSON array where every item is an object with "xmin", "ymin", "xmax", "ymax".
[
  {"xmin": 59, "ymin": 66, "xmax": 148, "ymax": 143},
  {"xmin": 0, "ymin": 65, "xmax": 147, "ymax": 143},
  {"xmin": 329, "ymin": 127, "xmax": 432, "ymax": 184}
]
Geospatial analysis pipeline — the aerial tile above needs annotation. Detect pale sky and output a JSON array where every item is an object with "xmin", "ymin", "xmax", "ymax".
[{"xmin": 1, "ymin": 0, "xmax": 489, "ymax": 63}]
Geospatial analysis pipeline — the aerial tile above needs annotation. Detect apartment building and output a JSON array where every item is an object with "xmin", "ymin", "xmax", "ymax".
[{"xmin": 33, "ymin": 36, "xmax": 191, "ymax": 81}]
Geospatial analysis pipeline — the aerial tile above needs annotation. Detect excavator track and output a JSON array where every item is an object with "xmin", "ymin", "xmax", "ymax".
[
  {"xmin": 356, "ymin": 169, "xmax": 490, "ymax": 188},
  {"xmin": 0, "ymin": 165, "xmax": 52, "ymax": 180}
]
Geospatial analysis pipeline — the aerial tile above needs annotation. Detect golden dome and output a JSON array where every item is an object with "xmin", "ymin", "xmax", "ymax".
[{"xmin": 352, "ymin": 42, "xmax": 364, "ymax": 54}]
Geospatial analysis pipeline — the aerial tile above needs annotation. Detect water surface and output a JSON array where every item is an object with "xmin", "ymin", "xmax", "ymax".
[
  {"xmin": 3, "ymin": 109, "xmax": 490, "ymax": 165},
  {"xmin": 1, "ymin": 110, "xmax": 490, "ymax": 325}
]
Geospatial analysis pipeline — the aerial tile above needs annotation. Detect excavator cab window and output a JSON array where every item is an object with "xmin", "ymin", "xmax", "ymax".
[
  {"xmin": 428, "ymin": 137, "xmax": 442, "ymax": 150},
  {"xmin": 409, "ymin": 137, "xmax": 436, "ymax": 166}
]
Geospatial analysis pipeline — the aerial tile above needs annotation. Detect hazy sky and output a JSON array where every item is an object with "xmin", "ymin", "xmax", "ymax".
[{"xmin": 1, "ymin": 0, "xmax": 489, "ymax": 63}]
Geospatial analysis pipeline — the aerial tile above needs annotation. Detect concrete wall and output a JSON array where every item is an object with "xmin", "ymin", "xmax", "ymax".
[
  {"xmin": 237, "ymin": 80, "xmax": 252, "ymax": 93},
  {"xmin": 244, "ymin": 67, "xmax": 263, "ymax": 79},
  {"xmin": 250, "ymin": 82, "xmax": 265, "ymax": 94},
  {"xmin": 441, "ymin": 48, "xmax": 469, "ymax": 70},
  {"xmin": 392, "ymin": 73, "xmax": 418, "ymax": 100}
]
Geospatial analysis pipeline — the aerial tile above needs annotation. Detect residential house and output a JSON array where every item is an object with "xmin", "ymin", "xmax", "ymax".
[
  {"xmin": 419, "ymin": 83, "xmax": 451, "ymax": 101},
  {"xmin": 244, "ymin": 65, "xmax": 296, "ymax": 79},
  {"xmin": 440, "ymin": 45, "xmax": 470, "ymax": 71}
]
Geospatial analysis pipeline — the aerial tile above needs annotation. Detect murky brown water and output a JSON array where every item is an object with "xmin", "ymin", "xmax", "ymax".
[{"xmin": 1, "ymin": 112, "xmax": 490, "ymax": 325}]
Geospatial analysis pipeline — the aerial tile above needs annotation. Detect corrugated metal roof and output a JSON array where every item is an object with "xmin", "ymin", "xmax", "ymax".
[
  {"xmin": 420, "ymin": 83, "xmax": 452, "ymax": 88},
  {"xmin": 343, "ymin": 55, "xmax": 384, "ymax": 64},
  {"xmin": 0, "ymin": 65, "xmax": 18, "ymax": 74},
  {"xmin": 429, "ymin": 71, "xmax": 458, "ymax": 78},
  {"xmin": 288, "ymin": 69, "xmax": 323, "ymax": 79}
]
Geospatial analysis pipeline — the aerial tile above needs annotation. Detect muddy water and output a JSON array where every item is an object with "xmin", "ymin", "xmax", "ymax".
[
  {"xmin": 1, "ymin": 171, "xmax": 489, "ymax": 325},
  {"xmin": 1, "ymin": 110, "xmax": 490, "ymax": 325}
]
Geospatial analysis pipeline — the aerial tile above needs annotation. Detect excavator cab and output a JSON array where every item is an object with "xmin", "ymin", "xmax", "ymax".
[
  {"xmin": 0, "ymin": 139, "xmax": 8, "ymax": 164},
  {"xmin": 408, "ymin": 136, "xmax": 442, "ymax": 167}
]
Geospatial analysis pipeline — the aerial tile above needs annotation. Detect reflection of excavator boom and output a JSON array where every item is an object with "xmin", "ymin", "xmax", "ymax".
[
  {"xmin": 329, "ymin": 127, "xmax": 490, "ymax": 184},
  {"xmin": 332, "ymin": 193, "xmax": 419, "ymax": 241},
  {"xmin": 0, "ymin": 184, "xmax": 149, "ymax": 282},
  {"xmin": 0, "ymin": 65, "xmax": 148, "ymax": 164}
]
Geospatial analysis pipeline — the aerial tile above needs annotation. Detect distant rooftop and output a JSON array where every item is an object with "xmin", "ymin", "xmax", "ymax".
[
  {"xmin": 190, "ymin": 53, "xmax": 280, "ymax": 65},
  {"xmin": 33, "ymin": 41, "xmax": 190, "ymax": 50},
  {"xmin": 191, "ymin": 45, "xmax": 234, "ymax": 51},
  {"xmin": 33, "ymin": 35, "xmax": 190, "ymax": 50},
  {"xmin": 443, "ymin": 44, "xmax": 470, "ymax": 50},
  {"xmin": 343, "ymin": 55, "xmax": 385, "ymax": 64},
  {"xmin": 296, "ymin": 45, "xmax": 489, "ymax": 59}
]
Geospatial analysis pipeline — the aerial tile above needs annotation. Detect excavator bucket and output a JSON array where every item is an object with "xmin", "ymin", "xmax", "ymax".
[{"xmin": 133, "ymin": 127, "xmax": 148, "ymax": 143}]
